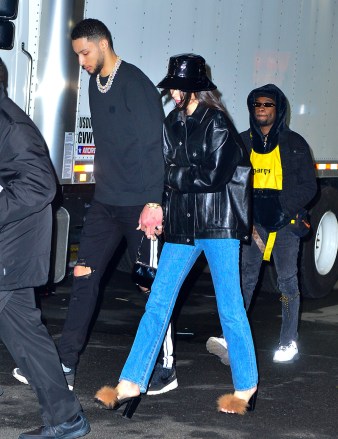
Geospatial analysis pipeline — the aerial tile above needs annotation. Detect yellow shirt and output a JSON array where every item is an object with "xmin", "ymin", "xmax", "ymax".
[{"xmin": 250, "ymin": 145, "xmax": 283, "ymax": 190}]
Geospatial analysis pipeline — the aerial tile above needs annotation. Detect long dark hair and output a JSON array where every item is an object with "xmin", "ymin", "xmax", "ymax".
[{"xmin": 171, "ymin": 89, "xmax": 227, "ymax": 114}]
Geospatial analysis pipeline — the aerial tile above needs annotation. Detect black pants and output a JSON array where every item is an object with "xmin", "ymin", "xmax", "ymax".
[
  {"xmin": 0, "ymin": 288, "xmax": 81, "ymax": 426},
  {"xmin": 242, "ymin": 224, "xmax": 300, "ymax": 345},
  {"xmin": 58, "ymin": 201, "xmax": 174, "ymax": 368}
]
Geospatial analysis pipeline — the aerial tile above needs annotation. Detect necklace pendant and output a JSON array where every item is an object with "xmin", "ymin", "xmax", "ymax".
[{"xmin": 263, "ymin": 134, "xmax": 268, "ymax": 147}]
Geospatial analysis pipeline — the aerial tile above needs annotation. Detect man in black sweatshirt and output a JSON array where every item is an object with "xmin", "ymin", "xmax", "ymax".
[{"xmin": 13, "ymin": 18, "xmax": 177, "ymax": 396}]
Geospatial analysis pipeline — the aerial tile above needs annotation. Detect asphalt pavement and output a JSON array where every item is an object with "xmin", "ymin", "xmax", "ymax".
[{"xmin": 1, "ymin": 264, "xmax": 338, "ymax": 439}]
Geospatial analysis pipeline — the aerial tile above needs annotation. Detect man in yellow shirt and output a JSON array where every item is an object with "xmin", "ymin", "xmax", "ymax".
[{"xmin": 207, "ymin": 84, "xmax": 317, "ymax": 364}]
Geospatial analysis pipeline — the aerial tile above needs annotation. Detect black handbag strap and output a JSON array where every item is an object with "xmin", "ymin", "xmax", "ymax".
[
  {"xmin": 135, "ymin": 235, "xmax": 145, "ymax": 263},
  {"xmin": 135, "ymin": 235, "xmax": 162, "ymax": 263}
]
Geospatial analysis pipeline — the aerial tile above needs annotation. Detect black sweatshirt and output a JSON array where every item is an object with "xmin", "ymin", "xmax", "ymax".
[{"xmin": 89, "ymin": 61, "xmax": 165, "ymax": 206}]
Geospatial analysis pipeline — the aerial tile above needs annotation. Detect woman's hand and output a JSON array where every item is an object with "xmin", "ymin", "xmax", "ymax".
[{"xmin": 137, "ymin": 204, "xmax": 163, "ymax": 240}]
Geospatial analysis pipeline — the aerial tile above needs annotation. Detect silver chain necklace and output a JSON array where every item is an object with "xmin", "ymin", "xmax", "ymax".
[{"xmin": 96, "ymin": 56, "xmax": 122, "ymax": 93}]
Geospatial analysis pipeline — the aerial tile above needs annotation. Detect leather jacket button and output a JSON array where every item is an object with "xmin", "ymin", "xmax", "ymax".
[
  {"xmin": 187, "ymin": 213, "xmax": 190, "ymax": 217},
  {"xmin": 186, "ymin": 238, "xmax": 190, "ymax": 243},
  {"xmin": 179, "ymin": 141, "xmax": 182, "ymax": 145},
  {"xmin": 192, "ymin": 152, "xmax": 197, "ymax": 157}
]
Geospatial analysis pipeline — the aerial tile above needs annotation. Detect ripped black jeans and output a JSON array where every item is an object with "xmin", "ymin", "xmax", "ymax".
[{"xmin": 58, "ymin": 201, "xmax": 150, "ymax": 367}]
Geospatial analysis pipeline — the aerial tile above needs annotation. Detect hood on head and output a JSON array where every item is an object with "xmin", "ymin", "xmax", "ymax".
[{"xmin": 247, "ymin": 84, "xmax": 287, "ymax": 153}]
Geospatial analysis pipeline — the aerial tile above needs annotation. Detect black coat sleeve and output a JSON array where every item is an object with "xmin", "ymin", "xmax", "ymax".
[
  {"xmin": 124, "ymin": 75, "xmax": 165, "ymax": 203},
  {"xmin": 280, "ymin": 131, "xmax": 317, "ymax": 217},
  {"xmin": 0, "ymin": 119, "xmax": 56, "ymax": 226}
]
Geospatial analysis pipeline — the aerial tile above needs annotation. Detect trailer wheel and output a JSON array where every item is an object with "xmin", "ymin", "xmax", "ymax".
[{"xmin": 300, "ymin": 187, "xmax": 338, "ymax": 298}]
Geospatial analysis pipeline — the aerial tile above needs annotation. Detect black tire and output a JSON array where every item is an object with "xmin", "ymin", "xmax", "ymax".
[{"xmin": 300, "ymin": 186, "xmax": 338, "ymax": 298}]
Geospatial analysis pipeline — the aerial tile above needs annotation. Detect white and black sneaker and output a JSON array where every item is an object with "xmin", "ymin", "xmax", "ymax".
[
  {"xmin": 273, "ymin": 341, "xmax": 300, "ymax": 363},
  {"xmin": 206, "ymin": 336, "xmax": 230, "ymax": 365},
  {"xmin": 147, "ymin": 364, "xmax": 178, "ymax": 396},
  {"xmin": 12, "ymin": 364, "xmax": 75, "ymax": 390}
]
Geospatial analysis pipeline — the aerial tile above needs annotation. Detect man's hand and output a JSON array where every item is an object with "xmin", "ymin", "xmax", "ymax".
[{"xmin": 137, "ymin": 203, "xmax": 163, "ymax": 240}]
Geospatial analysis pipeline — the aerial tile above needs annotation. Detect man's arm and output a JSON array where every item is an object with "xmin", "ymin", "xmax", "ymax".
[
  {"xmin": 280, "ymin": 131, "xmax": 317, "ymax": 217},
  {"xmin": 125, "ymin": 72, "xmax": 165, "ymax": 203},
  {"xmin": 0, "ymin": 121, "xmax": 56, "ymax": 226},
  {"xmin": 124, "ymin": 70, "xmax": 165, "ymax": 238}
]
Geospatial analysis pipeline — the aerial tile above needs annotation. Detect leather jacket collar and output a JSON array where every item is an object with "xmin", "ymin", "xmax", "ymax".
[{"xmin": 175, "ymin": 103, "xmax": 210, "ymax": 124}]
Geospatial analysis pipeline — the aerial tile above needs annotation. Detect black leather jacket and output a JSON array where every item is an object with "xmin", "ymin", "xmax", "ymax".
[{"xmin": 162, "ymin": 104, "xmax": 251, "ymax": 245}]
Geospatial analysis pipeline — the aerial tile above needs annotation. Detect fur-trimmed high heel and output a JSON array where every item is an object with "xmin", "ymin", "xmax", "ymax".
[
  {"xmin": 94, "ymin": 386, "xmax": 141, "ymax": 419},
  {"xmin": 217, "ymin": 391, "xmax": 257, "ymax": 415}
]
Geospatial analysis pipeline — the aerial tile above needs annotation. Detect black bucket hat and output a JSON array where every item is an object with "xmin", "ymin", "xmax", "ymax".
[{"xmin": 157, "ymin": 53, "xmax": 216, "ymax": 92}]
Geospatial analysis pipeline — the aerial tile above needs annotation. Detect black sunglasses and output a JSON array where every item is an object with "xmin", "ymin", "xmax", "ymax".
[{"xmin": 253, "ymin": 102, "xmax": 276, "ymax": 108}]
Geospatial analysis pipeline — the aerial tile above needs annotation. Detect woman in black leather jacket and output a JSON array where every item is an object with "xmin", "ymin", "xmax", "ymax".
[
  {"xmin": 95, "ymin": 54, "xmax": 258, "ymax": 416},
  {"xmin": 163, "ymin": 90, "xmax": 252, "ymax": 245}
]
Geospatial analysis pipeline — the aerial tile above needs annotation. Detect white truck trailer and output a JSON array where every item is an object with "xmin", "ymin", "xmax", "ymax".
[{"xmin": 0, "ymin": 0, "xmax": 337, "ymax": 298}]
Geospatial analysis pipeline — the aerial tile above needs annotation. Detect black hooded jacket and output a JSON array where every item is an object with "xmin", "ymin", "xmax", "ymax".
[{"xmin": 240, "ymin": 84, "xmax": 317, "ymax": 231}]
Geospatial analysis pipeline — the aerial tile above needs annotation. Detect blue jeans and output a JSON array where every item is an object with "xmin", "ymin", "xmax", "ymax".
[
  {"xmin": 242, "ymin": 224, "xmax": 300, "ymax": 345},
  {"xmin": 120, "ymin": 239, "xmax": 258, "ymax": 392}
]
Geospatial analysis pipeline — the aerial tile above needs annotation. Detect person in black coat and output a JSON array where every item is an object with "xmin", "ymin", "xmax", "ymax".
[
  {"xmin": 0, "ymin": 58, "xmax": 90, "ymax": 439},
  {"xmin": 206, "ymin": 84, "xmax": 317, "ymax": 365},
  {"xmin": 241, "ymin": 84, "xmax": 317, "ymax": 362}
]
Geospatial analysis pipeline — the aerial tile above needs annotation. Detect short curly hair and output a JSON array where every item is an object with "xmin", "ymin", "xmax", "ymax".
[{"xmin": 71, "ymin": 19, "xmax": 114, "ymax": 50}]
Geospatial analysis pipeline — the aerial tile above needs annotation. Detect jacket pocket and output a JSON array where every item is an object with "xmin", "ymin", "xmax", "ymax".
[{"xmin": 253, "ymin": 189, "xmax": 289, "ymax": 231}]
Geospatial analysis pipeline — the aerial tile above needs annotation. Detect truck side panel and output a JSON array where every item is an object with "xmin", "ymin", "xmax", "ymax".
[{"xmin": 83, "ymin": 0, "xmax": 338, "ymax": 162}]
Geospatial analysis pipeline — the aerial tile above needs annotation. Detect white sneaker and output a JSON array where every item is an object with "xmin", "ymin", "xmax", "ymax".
[
  {"xmin": 206, "ymin": 336, "xmax": 230, "ymax": 365},
  {"xmin": 12, "ymin": 366, "xmax": 74, "ymax": 390},
  {"xmin": 273, "ymin": 341, "xmax": 300, "ymax": 363}
]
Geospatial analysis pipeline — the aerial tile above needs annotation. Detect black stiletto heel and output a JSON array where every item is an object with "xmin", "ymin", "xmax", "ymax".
[
  {"xmin": 95, "ymin": 395, "xmax": 141, "ymax": 419},
  {"xmin": 120, "ymin": 396, "xmax": 141, "ymax": 419},
  {"xmin": 94, "ymin": 386, "xmax": 141, "ymax": 419},
  {"xmin": 247, "ymin": 391, "xmax": 257, "ymax": 412}
]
